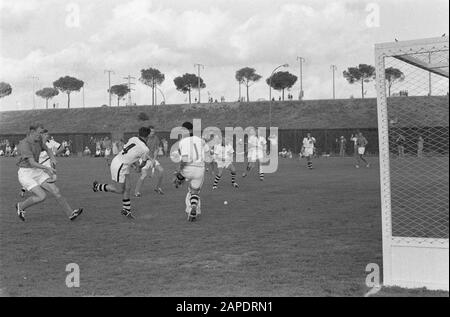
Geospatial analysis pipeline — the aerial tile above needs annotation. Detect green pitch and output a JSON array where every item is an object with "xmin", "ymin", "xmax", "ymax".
[{"xmin": 0, "ymin": 157, "xmax": 447, "ymax": 297}]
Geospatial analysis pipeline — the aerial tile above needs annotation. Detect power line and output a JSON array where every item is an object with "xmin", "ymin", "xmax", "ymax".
[{"xmin": 123, "ymin": 75, "xmax": 136, "ymax": 106}]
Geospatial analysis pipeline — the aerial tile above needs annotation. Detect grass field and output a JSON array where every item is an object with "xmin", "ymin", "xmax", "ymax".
[{"xmin": 0, "ymin": 156, "xmax": 448, "ymax": 297}]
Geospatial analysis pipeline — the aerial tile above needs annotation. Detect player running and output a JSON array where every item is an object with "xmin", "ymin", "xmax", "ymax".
[
  {"xmin": 134, "ymin": 126, "xmax": 165, "ymax": 197},
  {"xmin": 302, "ymin": 133, "xmax": 316, "ymax": 169},
  {"xmin": 15, "ymin": 124, "xmax": 83, "ymax": 222},
  {"xmin": 242, "ymin": 128, "xmax": 266, "ymax": 181},
  {"xmin": 212, "ymin": 136, "xmax": 239, "ymax": 190},
  {"xmin": 355, "ymin": 132, "xmax": 370, "ymax": 168},
  {"xmin": 20, "ymin": 130, "xmax": 65, "ymax": 197},
  {"xmin": 92, "ymin": 127, "xmax": 151, "ymax": 219},
  {"xmin": 173, "ymin": 121, "xmax": 208, "ymax": 222}
]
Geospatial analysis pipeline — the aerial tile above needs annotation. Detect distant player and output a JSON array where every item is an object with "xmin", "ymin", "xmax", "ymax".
[
  {"xmin": 134, "ymin": 126, "xmax": 165, "ymax": 197},
  {"xmin": 212, "ymin": 136, "xmax": 239, "ymax": 190},
  {"xmin": 302, "ymin": 133, "xmax": 316, "ymax": 169},
  {"xmin": 173, "ymin": 122, "xmax": 208, "ymax": 222},
  {"xmin": 15, "ymin": 124, "xmax": 83, "ymax": 222},
  {"xmin": 242, "ymin": 128, "xmax": 266, "ymax": 181},
  {"xmin": 355, "ymin": 132, "xmax": 370, "ymax": 168},
  {"xmin": 93, "ymin": 127, "xmax": 151, "ymax": 219}
]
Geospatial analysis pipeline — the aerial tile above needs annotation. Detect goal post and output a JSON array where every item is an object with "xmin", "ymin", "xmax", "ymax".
[{"xmin": 375, "ymin": 36, "xmax": 449, "ymax": 291}]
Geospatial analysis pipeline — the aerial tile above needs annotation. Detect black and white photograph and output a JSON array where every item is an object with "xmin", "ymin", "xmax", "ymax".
[{"xmin": 0, "ymin": 0, "xmax": 448, "ymax": 301}]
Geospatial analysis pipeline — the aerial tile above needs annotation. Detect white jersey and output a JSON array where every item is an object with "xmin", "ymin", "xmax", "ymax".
[
  {"xmin": 39, "ymin": 140, "xmax": 61, "ymax": 164},
  {"xmin": 303, "ymin": 137, "xmax": 316, "ymax": 149},
  {"xmin": 179, "ymin": 136, "xmax": 209, "ymax": 168},
  {"xmin": 214, "ymin": 144, "xmax": 234, "ymax": 163},
  {"xmin": 114, "ymin": 136, "xmax": 150, "ymax": 166},
  {"xmin": 248, "ymin": 135, "xmax": 267, "ymax": 152}
]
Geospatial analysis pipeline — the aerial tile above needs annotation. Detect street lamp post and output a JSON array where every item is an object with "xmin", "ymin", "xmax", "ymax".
[
  {"xmin": 297, "ymin": 57, "xmax": 305, "ymax": 100},
  {"xmin": 269, "ymin": 64, "xmax": 289, "ymax": 128},
  {"xmin": 331, "ymin": 65, "xmax": 337, "ymax": 99}
]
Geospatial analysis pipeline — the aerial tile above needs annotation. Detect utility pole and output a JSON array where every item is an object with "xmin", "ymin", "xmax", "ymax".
[
  {"xmin": 104, "ymin": 69, "xmax": 115, "ymax": 106},
  {"xmin": 123, "ymin": 75, "xmax": 136, "ymax": 106},
  {"xmin": 296, "ymin": 56, "xmax": 305, "ymax": 100},
  {"xmin": 29, "ymin": 76, "xmax": 39, "ymax": 109},
  {"xmin": 331, "ymin": 65, "xmax": 337, "ymax": 100},
  {"xmin": 194, "ymin": 63, "xmax": 204, "ymax": 103}
]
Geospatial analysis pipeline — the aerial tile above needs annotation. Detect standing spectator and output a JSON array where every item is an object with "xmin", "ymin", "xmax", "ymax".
[
  {"xmin": 339, "ymin": 136, "xmax": 347, "ymax": 157},
  {"xmin": 417, "ymin": 136, "xmax": 424, "ymax": 158},
  {"xmin": 161, "ymin": 138, "xmax": 169, "ymax": 157},
  {"xmin": 396, "ymin": 134, "xmax": 406, "ymax": 158},
  {"xmin": 103, "ymin": 136, "xmax": 113, "ymax": 166},
  {"xmin": 350, "ymin": 134, "xmax": 358, "ymax": 156}
]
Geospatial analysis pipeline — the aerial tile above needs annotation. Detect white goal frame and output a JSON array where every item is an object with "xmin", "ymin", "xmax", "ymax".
[{"xmin": 375, "ymin": 36, "xmax": 449, "ymax": 291}]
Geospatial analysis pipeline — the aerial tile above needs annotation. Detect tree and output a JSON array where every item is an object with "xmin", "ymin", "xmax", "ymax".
[
  {"xmin": 385, "ymin": 67, "xmax": 405, "ymax": 96},
  {"xmin": 36, "ymin": 87, "xmax": 59, "ymax": 109},
  {"xmin": 109, "ymin": 84, "xmax": 130, "ymax": 107},
  {"xmin": 266, "ymin": 71, "xmax": 298, "ymax": 100},
  {"xmin": 235, "ymin": 67, "xmax": 262, "ymax": 102},
  {"xmin": 343, "ymin": 64, "xmax": 375, "ymax": 99},
  {"xmin": 140, "ymin": 68, "xmax": 165, "ymax": 106},
  {"xmin": 0, "ymin": 82, "xmax": 12, "ymax": 99},
  {"xmin": 173, "ymin": 73, "xmax": 206, "ymax": 104},
  {"xmin": 53, "ymin": 76, "xmax": 84, "ymax": 108}
]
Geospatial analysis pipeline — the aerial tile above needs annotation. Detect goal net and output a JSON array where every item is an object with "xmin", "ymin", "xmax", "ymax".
[{"xmin": 375, "ymin": 36, "xmax": 449, "ymax": 291}]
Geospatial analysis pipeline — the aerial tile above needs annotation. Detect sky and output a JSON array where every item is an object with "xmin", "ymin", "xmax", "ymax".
[{"xmin": 0, "ymin": 0, "xmax": 448, "ymax": 110}]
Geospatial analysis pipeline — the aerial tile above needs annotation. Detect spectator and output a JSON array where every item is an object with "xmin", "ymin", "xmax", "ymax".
[
  {"xmin": 417, "ymin": 136, "xmax": 424, "ymax": 158},
  {"xmin": 396, "ymin": 134, "xmax": 406, "ymax": 158},
  {"xmin": 350, "ymin": 134, "xmax": 358, "ymax": 156},
  {"xmin": 339, "ymin": 136, "xmax": 347, "ymax": 157},
  {"xmin": 83, "ymin": 146, "xmax": 92, "ymax": 156},
  {"xmin": 279, "ymin": 148, "xmax": 288, "ymax": 158},
  {"xmin": 161, "ymin": 138, "xmax": 169, "ymax": 157}
]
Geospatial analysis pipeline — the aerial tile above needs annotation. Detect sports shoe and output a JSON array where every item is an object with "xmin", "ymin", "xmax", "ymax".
[
  {"xmin": 92, "ymin": 181, "xmax": 99, "ymax": 192},
  {"xmin": 69, "ymin": 208, "xmax": 83, "ymax": 221},
  {"xmin": 154, "ymin": 187, "xmax": 164, "ymax": 195},
  {"xmin": 16, "ymin": 203, "xmax": 25, "ymax": 222},
  {"xmin": 232, "ymin": 183, "xmax": 239, "ymax": 188},
  {"xmin": 121, "ymin": 209, "xmax": 135, "ymax": 219},
  {"xmin": 242, "ymin": 172, "xmax": 247, "ymax": 178},
  {"xmin": 188, "ymin": 205, "xmax": 197, "ymax": 222},
  {"xmin": 134, "ymin": 193, "xmax": 141, "ymax": 198},
  {"xmin": 212, "ymin": 186, "xmax": 218, "ymax": 190}
]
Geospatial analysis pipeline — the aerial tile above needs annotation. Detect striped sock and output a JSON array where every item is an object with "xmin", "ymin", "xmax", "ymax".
[
  {"xmin": 231, "ymin": 172, "xmax": 236, "ymax": 184},
  {"xmin": 259, "ymin": 172, "xmax": 264, "ymax": 180},
  {"xmin": 96, "ymin": 184, "xmax": 109, "ymax": 192},
  {"xmin": 190, "ymin": 194, "xmax": 200, "ymax": 207},
  {"xmin": 246, "ymin": 164, "xmax": 251, "ymax": 172},
  {"xmin": 307, "ymin": 161, "xmax": 313, "ymax": 169},
  {"xmin": 122, "ymin": 199, "xmax": 131, "ymax": 212},
  {"xmin": 213, "ymin": 175, "xmax": 221, "ymax": 188}
]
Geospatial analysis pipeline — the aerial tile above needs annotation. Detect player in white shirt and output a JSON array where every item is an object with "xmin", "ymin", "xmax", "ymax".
[
  {"xmin": 242, "ymin": 128, "xmax": 267, "ymax": 181},
  {"xmin": 302, "ymin": 133, "xmax": 316, "ymax": 169},
  {"xmin": 19, "ymin": 130, "xmax": 64, "ymax": 197},
  {"xmin": 212, "ymin": 136, "xmax": 239, "ymax": 190},
  {"xmin": 173, "ymin": 122, "xmax": 209, "ymax": 222},
  {"xmin": 92, "ymin": 127, "xmax": 151, "ymax": 219}
]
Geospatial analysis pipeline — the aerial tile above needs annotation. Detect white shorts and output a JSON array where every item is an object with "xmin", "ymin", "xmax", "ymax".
[
  {"xmin": 304, "ymin": 148, "xmax": 314, "ymax": 156},
  {"xmin": 18, "ymin": 168, "xmax": 51, "ymax": 191},
  {"xmin": 248, "ymin": 149, "xmax": 264, "ymax": 162},
  {"xmin": 110, "ymin": 157, "xmax": 130, "ymax": 183},
  {"xmin": 181, "ymin": 165, "xmax": 205, "ymax": 190},
  {"xmin": 142, "ymin": 159, "xmax": 160, "ymax": 170},
  {"xmin": 358, "ymin": 147, "xmax": 366, "ymax": 155},
  {"xmin": 216, "ymin": 160, "xmax": 232, "ymax": 169}
]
